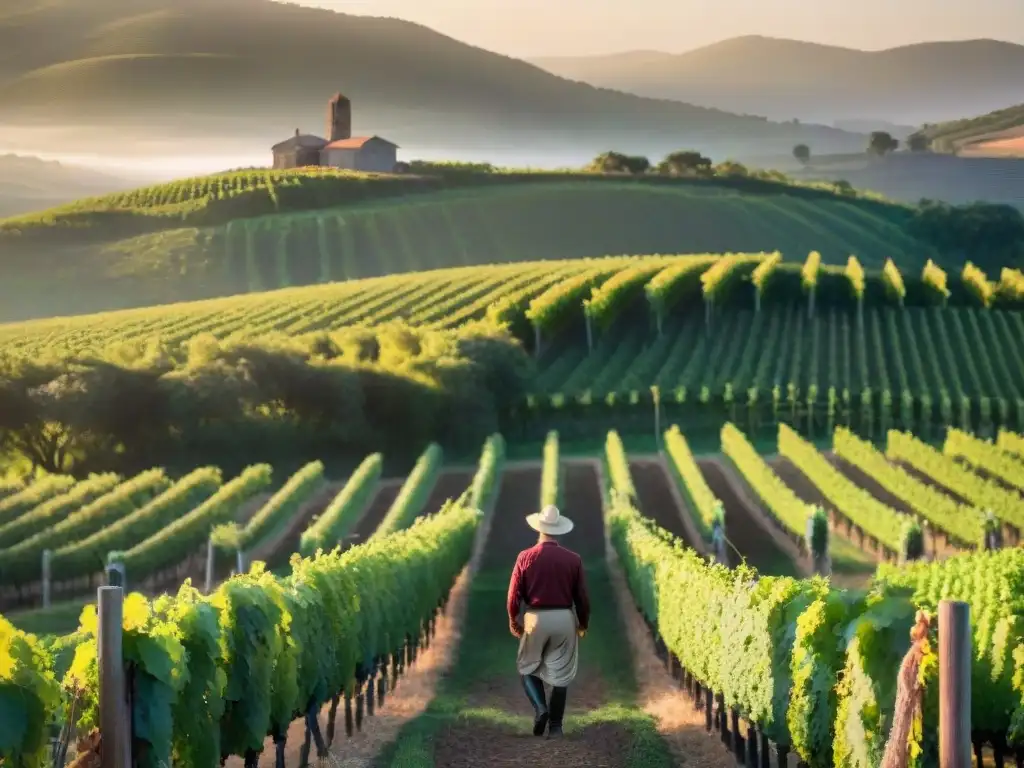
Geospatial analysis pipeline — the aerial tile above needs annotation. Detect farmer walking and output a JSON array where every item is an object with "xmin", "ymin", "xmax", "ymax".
[{"xmin": 506, "ymin": 504, "xmax": 590, "ymax": 738}]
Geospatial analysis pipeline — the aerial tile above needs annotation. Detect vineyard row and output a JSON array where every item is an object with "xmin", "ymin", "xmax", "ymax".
[
  {"xmin": 0, "ymin": 434, "xmax": 506, "ymax": 766},
  {"xmin": 604, "ymin": 430, "xmax": 1024, "ymax": 766},
  {"xmin": 3, "ymin": 252, "xmax": 1023, "ymax": 357}
]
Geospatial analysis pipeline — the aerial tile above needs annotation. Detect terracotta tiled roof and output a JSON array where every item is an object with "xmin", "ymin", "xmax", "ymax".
[{"xmin": 323, "ymin": 135, "xmax": 399, "ymax": 150}]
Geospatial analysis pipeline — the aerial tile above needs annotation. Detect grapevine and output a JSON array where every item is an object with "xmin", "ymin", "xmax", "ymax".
[
  {"xmin": 721, "ymin": 422, "xmax": 807, "ymax": 540},
  {"xmin": 0, "ymin": 476, "xmax": 76, "ymax": 527},
  {"xmin": 47, "ymin": 491, "xmax": 481, "ymax": 767},
  {"xmin": 998, "ymin": 429, "xmax": 1024, "ymax": 458},
  {"xmin": 540, "ymin": 430, "xmax": 563, "ymax": 509},
  {"xmin": 662, "ymin": 425, "xmax": 721, "ymax": 542},
  {"xmin": 886, "ymin": 430, "xmax": 1024, "ymax": 529},
  {"xmin": 465, "ymin": 433, "xmax": 505, "ymax": 512},
  {"xmin": 0, "ymin": 470, "xmax": 171, "ymax": 584},
  {"xmin": 604, "ymin": 430, "xmax": 636, "ymax": 503},
  {"xmin": 882, "ymin": 258, "xmax": 905, "ymax": 306},
  {"xmin": 944, "ymin": 428, "xmax": 1024, "ymax": 493},
  {"xmin": 963, "ymin": 261, "xmax": 996, "ymax": 307},
  {"xmin": 299, "ymin": 453, "xmax": 382, "ymax": 557},
  {"xmin": 778, "ymin": 424, "xmax": 905, "ymax": 552},
  {"xmin": 49, "ymin": 467, "xmax": 224, "ymax": 582},
  {"xmin": 372, "ymin": 443, "xmax": 443, "ymax": 538},
  {"xmin": 239, "ymin": 461, "xmax": 326, "ymax": 550},
  {"xmin": 832, "ymin": 427, "xmax": 982, "ymax": 546},
  {"xmin": 119, "ymin": 464, "xmax": 272, "ymax": 580},
  {"xmin": 0, "ymin": 473, "xmax": 121, "ymax": 550}
]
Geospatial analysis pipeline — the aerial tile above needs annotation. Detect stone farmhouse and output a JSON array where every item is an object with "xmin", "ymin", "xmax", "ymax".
[{"xmin": 271, "ymin": 94, "xmax": 399, "ymax": 172}]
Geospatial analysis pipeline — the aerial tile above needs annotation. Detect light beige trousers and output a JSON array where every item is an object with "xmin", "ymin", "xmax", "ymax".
[{"xmin": 516, "ymin": 607, "xmax": 579, "ymax": 687}]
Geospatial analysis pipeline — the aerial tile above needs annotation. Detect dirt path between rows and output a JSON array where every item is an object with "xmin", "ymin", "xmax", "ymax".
[
  {"xmin": 250, "ymin": 482, "xmax": 341, "ymax": 572},
  {"xmin": 962, "ymin": 460, "xmax": 1024, "ymax": 496},
  {"xmin": 433, "ymin": 462, "xmax": 630, "ymax": 768},
  {"xmin": 825, "ymin": 453, "xmax": 961, "ymax": 559},
  {"xmin": 892, "ymin": 460, "xmax": 969, "ymax": 503},
  {"xmin": 344, "ymin": 468, "xmax": 471, "ymax": 550},
  {"xmin": 893, "ymin": 458, "xmax": 1021, "ymax": 545},
  {"xmin": 768, "ymin": 458, "xmax": 880, "ymax": 561},
  {"xmin": 767, "ymin": 457, "xmax": 878, "ymax": 589},
  {"xmin": 476, "ymin": 467, "xmax": 544, "ymax": 572},
  {"xmin": 698, "ymin": 458, "xmax": 808, "ymax": 577},
  {"xmin": 628, "ymin": 459, "xmax": 702, "ymax": 550},
  {"xmin": 348, "ymin": 479, "xmax": 405, "ymax": 545},
  {"xmin": 433, "ymin": 459, "xmax": 735, "ymax": 768},
  {"xmin": 420, "ymin": 471, "xmax": 475, "ymax": 518}
]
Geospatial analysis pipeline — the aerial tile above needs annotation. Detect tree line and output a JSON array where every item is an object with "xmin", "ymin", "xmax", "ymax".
[{"xmin": 0, "ymin": 323, "xmax": 532, "ymax": 478}]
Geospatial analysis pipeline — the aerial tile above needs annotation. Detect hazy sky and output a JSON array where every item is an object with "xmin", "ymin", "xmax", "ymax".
[{"xmin": 301, "ymin": 0, "xmax": 1024, "ymax": 57}]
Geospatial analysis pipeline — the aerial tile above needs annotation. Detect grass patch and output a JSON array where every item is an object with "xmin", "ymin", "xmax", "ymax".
[
  {"xmin": 741, "ymin": 548, "xmax": 803, "ymax": 578},
  {"xmin": 830, "ymin": 534, "xmax": 878, "ymax": 575}
]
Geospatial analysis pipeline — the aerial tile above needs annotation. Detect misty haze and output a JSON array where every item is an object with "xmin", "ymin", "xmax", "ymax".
[{"xmin": 1, "ymin": 3, "xmax": 1023, "ymax": 767}]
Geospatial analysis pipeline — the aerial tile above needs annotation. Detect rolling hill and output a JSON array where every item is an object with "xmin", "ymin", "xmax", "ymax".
[
  {"xmin": 775, "ymin": 104, "xmax": 1024, "ymax": 209},
  {"xmin": 0, "ymin": 154, "xmax": 134, "ymax": 217},
  {"xmin": 0, "ymin": 0, "xmax": 864, "ymax": 162},
  {"xmin": 912, "ymin": 103, "xmax": 1024, "ymax": 156},
  {"xmin": 531, "ymin": 36, "xmax": 1024, "ymax": 127},
  {"xmin": 0, "ymin": 169, "xmax": 931, "ymax": 321},
  {"xmin": 789, "ymin": 151, "xmax": 1024, "ymax": 211}
]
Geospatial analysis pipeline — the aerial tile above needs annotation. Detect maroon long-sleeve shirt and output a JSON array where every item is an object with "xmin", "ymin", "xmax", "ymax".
[{"xmin": 506, "ymin": 541, "xmax": 590, "ymax": 632}]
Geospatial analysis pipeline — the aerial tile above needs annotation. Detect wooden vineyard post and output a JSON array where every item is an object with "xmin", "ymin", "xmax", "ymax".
[
  {"xmin": 204, "ymin": 537, "xmax": 215, "ymax": 594},
  {"xmin": 651, "ymin": 386, "xmax": 661, "ymax": 452},
  {"xmin": 42, "ymin": 549, "xmax": 52, "ymax": 609},
  {"xmin": 98, "ymin": 586, "xmax": 127, "ymax": 768},
  {"xmin": 939, "ymin": 600, "xmax": 971, "ymax": 768},
  {"xmin": 236, "ymin": 548, "xmax": 247, "ymax": 576}
]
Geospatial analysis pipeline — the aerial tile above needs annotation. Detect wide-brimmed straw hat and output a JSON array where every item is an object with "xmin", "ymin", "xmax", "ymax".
[{"xmin": 526, "ymin": 505, "xmax": 574, "ymax": 535}]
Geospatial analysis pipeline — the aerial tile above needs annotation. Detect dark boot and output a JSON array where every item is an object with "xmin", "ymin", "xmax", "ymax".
[
  {"xmin": 520, "ymin": 675, "xmax": 549, "ymax": 736},
  {"xmin": 547, "ymin": 686, "xmax": 567, "ymax": 738}
]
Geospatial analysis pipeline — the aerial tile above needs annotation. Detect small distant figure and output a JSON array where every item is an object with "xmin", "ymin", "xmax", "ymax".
[
  {"xmin": 983, "ymin": 509, "xmax": 1003, "ymax": 550},
  {"xmin": 506, "ymin": 505, "xmax": 590, "ymax": 739}
]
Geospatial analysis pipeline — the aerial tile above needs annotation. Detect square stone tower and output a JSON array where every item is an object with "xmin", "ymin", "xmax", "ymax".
[{"xmin": 327, "ymin": 93, "xmax": 352, "ymax": 142}]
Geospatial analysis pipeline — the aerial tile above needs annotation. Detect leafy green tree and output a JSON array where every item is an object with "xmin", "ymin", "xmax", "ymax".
[
  {"xmin": 906, "ymin": 200, "xmax": 1024, "ymax": 266},
  {"xmin": 587, "ymin": 152, "xmax": 650, "ymax": 174},
  {"xmin": 0, "ymin": 324, "xmax": 534, "ymax": 474},
  {"xmin": 793, "ymin": 144, "xmax": 811, "ymax": 165},
  {"xmin": 713, "ymin": 160, "xmax": 749, "ymax": 177},
  {"xmin": 0, "ymin": 361, "xmax": 171, "ymax": 473},
  {"xmin": 656, "ymin": 150, "xmax": 712, "ymax": 177},
  {"xmin": 750, "ymin": 168, "xmax": 789, "ymax": 183},
  {"xmin": 868, "ymin": 131, "xmax": 899, "ymax": 155},
  {"xmin": 833, "ymin": 179, "xmax": 856, "ymax": 196}
]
